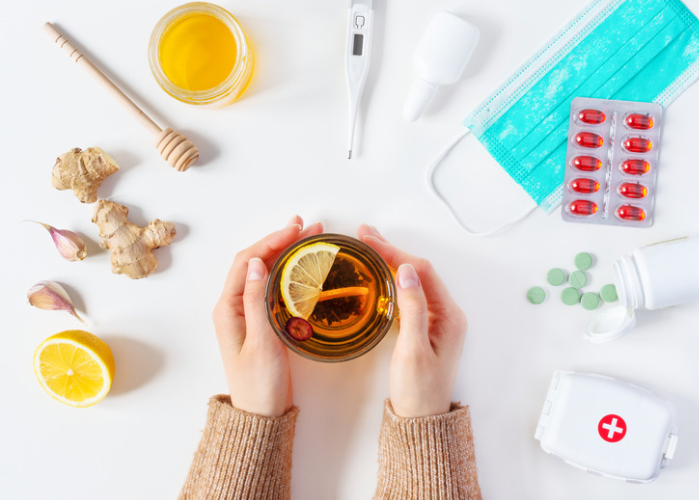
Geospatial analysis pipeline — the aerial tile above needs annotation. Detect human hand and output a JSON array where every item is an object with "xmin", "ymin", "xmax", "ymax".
[
  {"xmin": 358, "ymin": 225, "xmax": 468, "ymax": 418},
  {"xmin": 212, "ymin": 216, "xmax": 323, "ymax": 417}
]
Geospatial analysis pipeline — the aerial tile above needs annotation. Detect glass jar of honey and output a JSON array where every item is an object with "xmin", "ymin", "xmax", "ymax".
[{"xmin": 148, "ymin": 2, "xmax": 253, "ymax": 106}]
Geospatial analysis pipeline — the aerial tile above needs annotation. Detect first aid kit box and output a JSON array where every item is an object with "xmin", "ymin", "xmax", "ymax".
[{"xmin": 535, "ymin": 371, "xmax": 678, "ymax": 483}]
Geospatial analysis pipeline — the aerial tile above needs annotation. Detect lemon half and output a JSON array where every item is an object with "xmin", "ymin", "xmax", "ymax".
[
  {"xmin": 280, "ymin": 242, "xmax": 340, "ymax": 319},
  {"xmin": 34, "ymin": 330, "xmax": 115, "ymax": 408}
]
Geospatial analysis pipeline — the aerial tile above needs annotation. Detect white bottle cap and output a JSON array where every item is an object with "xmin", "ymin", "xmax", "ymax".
[
  {"xmin": 403, "ymin": 12, "xmax": 480, "ymax": 122},
  {"xmin": 584, "ymin": 306, "xmax": 636, "ymax": 343}
]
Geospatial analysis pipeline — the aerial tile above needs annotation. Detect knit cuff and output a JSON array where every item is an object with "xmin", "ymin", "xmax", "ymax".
[
  {"xmin": 179, "ymin": 395, "xmax": 299, "ymax": 500},
  {"xmin": 374, "ymin": 400, "xmax": 482, "ymax": 500}
]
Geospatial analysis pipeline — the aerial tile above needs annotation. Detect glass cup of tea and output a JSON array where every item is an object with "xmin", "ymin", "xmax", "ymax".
[{"xmin": 265, "ymin": 234, "xmax": 396, "ymax": 362}]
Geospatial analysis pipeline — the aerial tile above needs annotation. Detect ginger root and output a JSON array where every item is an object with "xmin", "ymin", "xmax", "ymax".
[
  {"xmin": 52, "ymin": 147, "xmax": 119, "ymax": 203},
  {"xmin": 92, "ymin": 200, "xmax": 176, "ymax": 279}
]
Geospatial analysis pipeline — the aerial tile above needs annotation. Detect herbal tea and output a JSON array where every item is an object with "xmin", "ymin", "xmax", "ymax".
[{"xmin": 266, "ymin": 234, "xmax": 395, "ymax": 362}]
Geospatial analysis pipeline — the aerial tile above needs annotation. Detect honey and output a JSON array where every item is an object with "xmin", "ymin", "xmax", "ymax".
[
  {"xmin": 149, "ymin": 3, "xmax": 253, "ymax": 105},
  {"xmin": 159, "ymin": 13, "xmax": 237, "ymax": 92}
]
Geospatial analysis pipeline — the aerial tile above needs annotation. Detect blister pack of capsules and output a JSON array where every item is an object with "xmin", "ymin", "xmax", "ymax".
[{"xmin": 561, "ymin": 97, "xmax": 663, "ymax": 228}]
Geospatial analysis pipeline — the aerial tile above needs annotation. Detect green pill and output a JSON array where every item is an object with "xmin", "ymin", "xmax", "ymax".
[
  {"xmin": 581, "ymin": 292, "xmax": 600, "ymax": 310},
  {"xmin": 527, "ymin": 286, "xmax": 546, "ymax": 305},
  {"xmin": 561, "ymin": 287, "xmax": 580, "ymax": 306},
  {"xmin": 547, "ymin": 268, "xmax": 566, "ymax": 286},
  {"xmin": 600, "ymin": 284, "xmax": 618, "ymax": 302},
  {"xmin": 569, "ymin": 270, "xmax": 588, "ymax": 289},
  {"xmin": 575, "ymin": 252, "xmax": 593, "ymax": 270}
]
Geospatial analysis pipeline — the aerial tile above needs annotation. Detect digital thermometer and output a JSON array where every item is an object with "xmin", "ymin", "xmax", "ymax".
[{"xmin": 345, "ymin": 0, "xmax": 373, "ymax": 159}]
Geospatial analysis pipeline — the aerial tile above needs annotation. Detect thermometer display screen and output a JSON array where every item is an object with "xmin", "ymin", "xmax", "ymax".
[{"xmin": 353, "ymin": 34, "xmax": 364, "ymax": 56}]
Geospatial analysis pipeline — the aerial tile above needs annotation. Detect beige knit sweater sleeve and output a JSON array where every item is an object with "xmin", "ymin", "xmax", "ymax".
[
  {"xmin": 180, "ymin": 396, "xmax": 481, "ymax": 500},
  {"xmin": 374, "ymin": 400, "xmax": 482, "ymax": 500},
  {"xmin": 179, "ymin": 395, "xmax": 298, "ymax": 500}
]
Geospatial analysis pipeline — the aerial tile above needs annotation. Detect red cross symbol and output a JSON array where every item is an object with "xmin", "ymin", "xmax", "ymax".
[{"xmin": 598, "ymin": 414, "xmax": 627, "ymax": 443}]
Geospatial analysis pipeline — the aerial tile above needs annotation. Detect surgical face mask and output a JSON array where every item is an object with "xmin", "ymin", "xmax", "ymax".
[{"xmin": 429, "ymin": 0, "xmax": 699, "ymax": 236}]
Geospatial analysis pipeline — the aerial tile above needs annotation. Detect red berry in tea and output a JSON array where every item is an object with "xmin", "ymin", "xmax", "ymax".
[{"xmin": 285, "ymin": 317, "xmax": 314, "ymax": 341}]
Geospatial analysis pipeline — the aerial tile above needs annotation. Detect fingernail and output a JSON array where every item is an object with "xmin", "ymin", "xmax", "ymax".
[
  {"xmin": 397, "ymin": 264, "xmax": 420, "ymax": 289},
  {"xmin": 364, "ymin": 224, "xmax": 381, "ymax": 235},
  {"xmin": 247, "ymin": 258, "xmax": 266, "ymax": 281},
  {"xmin": 362, "ymin": 234, "xmax": 385, "ymax": 246},
  {"xmin": 304, "ymin": 221, "xmax": 323, "ymax": 232},
  {"xmin": 287, "ymin": 215, "xmax": 303, "ymax": 228}
]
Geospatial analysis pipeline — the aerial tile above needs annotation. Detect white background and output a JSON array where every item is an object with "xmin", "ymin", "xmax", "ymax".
[{"xmin": 2, "ymin": 1, "xmax": 699, "ymax": 499}]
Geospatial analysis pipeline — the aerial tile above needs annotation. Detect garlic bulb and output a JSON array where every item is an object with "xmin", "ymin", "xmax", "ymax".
[
  {"xmin": 27, "ymin": 281, "xmax": 85, "ymax": 324},
  {"xmin": 30, "ymin": 221, "xmax": 86, "ymax": 261}
]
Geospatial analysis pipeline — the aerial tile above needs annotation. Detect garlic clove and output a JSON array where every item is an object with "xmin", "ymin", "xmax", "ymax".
[
  {"xmin": 27, "ymin": 281, "xmax": 86, "ymax": 324},
  {"xmin": 29, "ymin": 221, "xmax": 87, "ymax": 261}
]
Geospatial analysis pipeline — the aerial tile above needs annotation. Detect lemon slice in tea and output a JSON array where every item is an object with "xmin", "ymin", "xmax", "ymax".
[
  {"xmin": 34, "ymin": 330, "xmax": 115, "ymax": 408},
  {"xmin": 280, "ymin": 242, "xmax": 340, "ymax": 319}
]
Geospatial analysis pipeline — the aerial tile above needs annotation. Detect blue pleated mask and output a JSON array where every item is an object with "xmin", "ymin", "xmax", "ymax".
[{"xmin": 463, "ymin": 0, "xmax": 699, "ymax": 214}]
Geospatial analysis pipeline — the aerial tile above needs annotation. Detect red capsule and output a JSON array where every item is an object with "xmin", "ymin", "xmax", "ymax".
[
  {"xmin": 623, "ymin": 137, "xmax": 652, "ymax": 153},
  {"xmin": 617, "ymin": 205, "xmax": 646, "ymax": 221},
  {"xmin": 568, "ymin": 200, "xmax": 598, "ymax": 216},
  {"xmin": 573, "ymin": 155, "xmax": 602, "ymax": 171},
  {"xmin": 618, "ymin": 182, "xmax": 648, "ymax": 199},
  {"xmin": 578, "ymin": 109, "xmax": 606, "ymax": 125},
  {"xmin": 621, "ymin": 159, "xmax": 651, "ymax": 175},
  {"xmin": 570, "ymin": 178, "xmax": 601, "ymax": 194},
  {"xmin": 625, "ymin": 113, "xmax": 654, "ymax": 130},
  {"xmin": 575, "ymin": 132, "xmax": 604, "ymax": 148}
]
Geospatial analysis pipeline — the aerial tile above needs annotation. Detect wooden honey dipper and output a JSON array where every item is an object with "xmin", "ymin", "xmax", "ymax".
[{"xmin": 43, "ymin": 22, "xmax": 199, "ymax": 172}]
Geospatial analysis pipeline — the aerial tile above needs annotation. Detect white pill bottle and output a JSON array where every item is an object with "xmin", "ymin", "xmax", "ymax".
[
  {"xmin": 614, "ymin": 236, "xmax": 699, "ymax": 310},
  {"xmin": 586, "ymin": 235, "xmax": 699, "ymax": 342}
]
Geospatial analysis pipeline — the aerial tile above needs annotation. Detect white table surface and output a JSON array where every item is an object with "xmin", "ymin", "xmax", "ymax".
[{"xmin": 3, "ymin": 1, "xmax": 699, "ymax": 499}]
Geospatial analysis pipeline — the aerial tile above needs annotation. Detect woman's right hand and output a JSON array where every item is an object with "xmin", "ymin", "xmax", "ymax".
[
  {"xmin": 212, "ymin": 216, "xmax": 323, "ymax": 417},
  {"xmin": 358, "ymin": 225, "xmax": 468, "ymax": 418}
]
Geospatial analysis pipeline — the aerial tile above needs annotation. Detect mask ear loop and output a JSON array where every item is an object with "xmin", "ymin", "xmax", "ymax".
[{"xmin": 426, "ymin": 128, "xmax": 539, "ymax": 237}]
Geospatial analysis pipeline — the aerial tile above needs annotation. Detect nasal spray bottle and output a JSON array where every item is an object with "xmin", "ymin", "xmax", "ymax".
[
  {"xmin": 586, "ymin": 235, "xmax": 699, "ymax": 342},
  {"xmin": 403, "ymin": 11, "xmax": 480, "ymax": 122}
]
